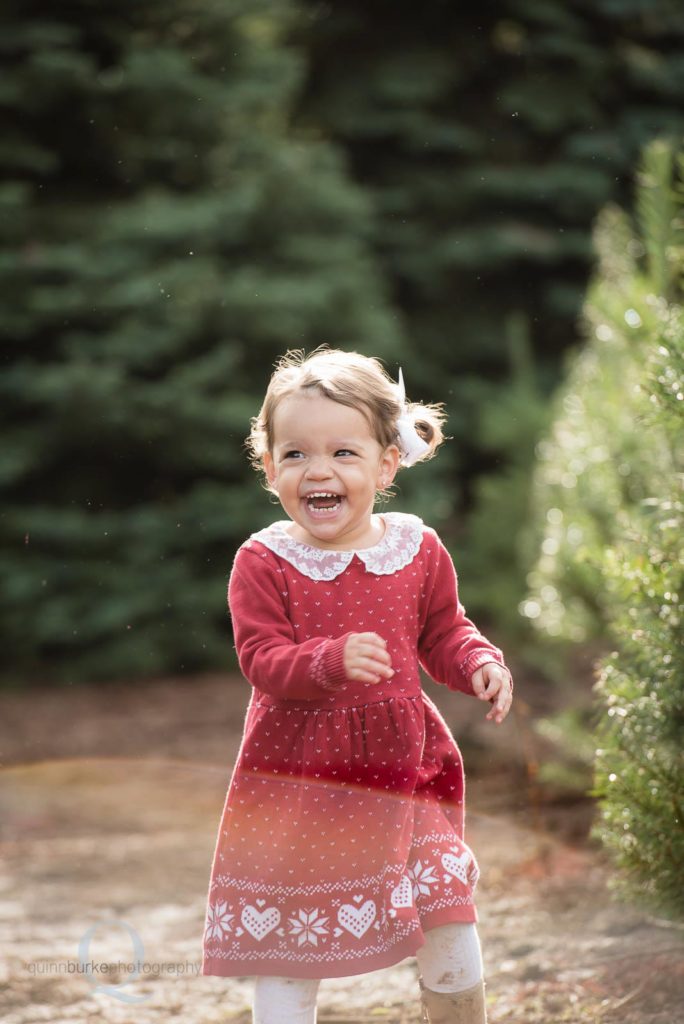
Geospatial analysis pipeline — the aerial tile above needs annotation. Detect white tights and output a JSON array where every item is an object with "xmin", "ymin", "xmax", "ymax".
[{"xmin": 252, "ymin": 922, "xmax": 484, "ymax": 1023}]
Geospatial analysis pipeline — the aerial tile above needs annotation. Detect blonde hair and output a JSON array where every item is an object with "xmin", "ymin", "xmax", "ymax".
[{"xmin": 246, "ymin": 346, "xmax": 448, "ymax": 495}]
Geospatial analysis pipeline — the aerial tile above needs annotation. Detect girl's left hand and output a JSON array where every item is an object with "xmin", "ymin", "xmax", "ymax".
[{"xmin": 471, "ymin": 663, "xmax": 513, "ymax": 724}]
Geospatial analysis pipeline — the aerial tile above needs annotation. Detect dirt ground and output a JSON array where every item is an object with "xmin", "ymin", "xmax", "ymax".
[{"xmin": 1, "ymin": 671, "xmax": 682, "ymax": 1023}]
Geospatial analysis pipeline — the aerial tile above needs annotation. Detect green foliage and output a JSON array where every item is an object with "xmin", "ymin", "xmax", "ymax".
[
  {"xmin": 0, "ymin": 0, "xmax": 404, "ymax": 684},
  {"xmin": 527, "ymin": 138, "xmax": 684, "ymax": 914},
  {"xmin": 449, "ymin": 312, "xmax": 551, "ymax": 639},
  {"xmin": 293, "ymin": 0, "xmax": 684, "ymax": 631},
  {"xmin": 593, "ymin": 506, "xmax": 683, "ymax": 916},
  {"xmin": 524, "ymin": 141, "xmax": 682, "ymax": 641}
]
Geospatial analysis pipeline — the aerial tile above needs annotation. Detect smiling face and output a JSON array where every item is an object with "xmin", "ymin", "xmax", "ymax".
[{"xmin": 262, "ymin": 390, "xmax": 400, "ymax": 550}]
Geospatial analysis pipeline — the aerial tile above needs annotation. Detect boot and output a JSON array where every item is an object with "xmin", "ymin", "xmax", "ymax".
[{"xmin": 419, "ymin": 977, "xmax": 487, "ymax": 1024}]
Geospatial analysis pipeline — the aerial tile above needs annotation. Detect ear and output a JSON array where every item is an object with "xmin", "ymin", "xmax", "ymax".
[
  {"xmin": 377, "ymin": 443, "xmax": 401, "ymax": 489},
  {"xmin": 263, "ymin": 451, "xmax": 278, "ymax": 490}
]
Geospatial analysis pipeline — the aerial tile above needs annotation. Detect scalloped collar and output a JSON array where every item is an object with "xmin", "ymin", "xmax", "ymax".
[{"xmin": 248, "ymin": 511, "xmax": 425, "ymax": 581}]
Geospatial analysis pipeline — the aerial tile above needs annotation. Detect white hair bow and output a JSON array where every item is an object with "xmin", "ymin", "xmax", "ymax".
[{"xmin": 395, "ymin": 367, "xmax": 430, "ymax": 467}]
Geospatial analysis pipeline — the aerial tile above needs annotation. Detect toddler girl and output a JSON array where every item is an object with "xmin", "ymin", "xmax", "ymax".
[{"xmin": 202, "ymin": 347, "xmax": 513, "ymax": 1023}]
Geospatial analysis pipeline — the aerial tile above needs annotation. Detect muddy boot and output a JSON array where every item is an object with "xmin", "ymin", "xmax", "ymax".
[{"xmin": 419, "ymin": 977, "xmax": 487, "ymax": 1024}]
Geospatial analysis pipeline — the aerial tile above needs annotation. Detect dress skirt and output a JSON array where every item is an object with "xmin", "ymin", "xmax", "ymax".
[{"xmin": 201, "ymin": 690, "xmax": 480, "ymax": 980}]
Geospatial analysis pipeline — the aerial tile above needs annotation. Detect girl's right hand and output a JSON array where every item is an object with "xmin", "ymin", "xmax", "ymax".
[{"xmin": 344, "ymin": 632, "xmax": 394, "ymax": 684}]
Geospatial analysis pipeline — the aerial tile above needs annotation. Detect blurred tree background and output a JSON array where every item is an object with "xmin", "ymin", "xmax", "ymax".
[
  {"xmin": 292, "ymin": 0, "xmax": 684, "ymax": 634},
  {"xmin": 1, "ymin": 0, "xmax": 683, "ymax": 696},
  {"xmin": 0, "ymin": 0, "xmax": 405, "ymax": 682}
]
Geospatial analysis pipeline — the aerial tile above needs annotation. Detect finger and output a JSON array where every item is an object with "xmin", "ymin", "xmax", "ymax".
[
  {"xmin": 350, "ymin": 655, "xmax": 393, "ymax": 679},
  {"xmin": 483, "ymin": 669, "xmax": 506, "ymax": 698},
  {"xmin": 485, "ymin": 698, "xmax": 505, "ymax": 721},
  {"xmin": 347, "ymin": 665, "xmax": 382, "ymax": 683},
  {"xmin": 359, "ymin": 655, "xmax": 394, "ymax": 677},
  {"xmin": 356, "ymin": 643, "xmax": 392, "ymax": 666},
  {"xmin": 487, "ymin": 687, "xmax": 512, "ymax": 723},
  {"xmin": 471, "ymin": 671, "xmax": 486, "ymax": 698},
  {"xmin": 347, "ymin": 634, "xmax": 382, "ymax": 659},
  {"xmin": 358, "ymin": 632, "xmax": 387, "ymax": 647},
  {"xmin": 373, "ymin": 650, "xmax": 393, "ymax": 668},
  {"xmin": 489, "ymin": 701, "xmax": 511, "ymax": 724},
  {"xmin": 350, "ymin": 667, "xmax": 382, "ymax": 684}
]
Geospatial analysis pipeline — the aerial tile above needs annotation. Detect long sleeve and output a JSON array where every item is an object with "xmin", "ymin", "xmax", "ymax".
[
  {"xmin": 227, "ymin": 543, "xmax": 354, "ymax": 700},
  {"xmin": 418, "ymin": 532, "xmax": 511, "ymax": 695}
]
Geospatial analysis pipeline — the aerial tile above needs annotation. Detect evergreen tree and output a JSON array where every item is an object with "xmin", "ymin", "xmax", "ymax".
[
  {"xmin": 525, "ymin": 138, "xmax": 684, "ymax": 914},
  {"xmin": 0, "ymin": 0, "xmax": 404, "ymax": 684},
  {"xmin": 292, "ymin": 0, "xmax": 684, "ymax": 632}
]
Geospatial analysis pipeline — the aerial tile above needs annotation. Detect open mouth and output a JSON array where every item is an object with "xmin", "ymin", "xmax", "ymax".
[{"xmin": 302, "ymin": 491, "xmax": 345, "ymax": 517}]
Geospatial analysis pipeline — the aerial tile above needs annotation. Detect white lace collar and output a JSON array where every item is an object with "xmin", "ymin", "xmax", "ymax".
[{"xmin": 249, "ymin": 511, "xmax": 425, "ymax": 581}]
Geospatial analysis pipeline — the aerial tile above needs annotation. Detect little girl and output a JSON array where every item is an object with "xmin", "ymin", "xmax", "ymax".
[{"xmin": 202, "ymin": 347, "xmax": 513, "ymax": 1024}]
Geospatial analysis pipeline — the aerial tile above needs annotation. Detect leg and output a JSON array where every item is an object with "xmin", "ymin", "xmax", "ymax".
[
  {"xmin": 253, "ymin": 975, "xmax": 321, "ymax": 1024},
  {"xmin": 416, "ymin": 922, "xmax": 487, "ymax": 1023}
]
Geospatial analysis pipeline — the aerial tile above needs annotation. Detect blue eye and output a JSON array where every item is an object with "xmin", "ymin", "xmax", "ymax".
[
  {"xmin": 284, "ymin": 450, "xmax": 303, "ymax": 459},
  {"xmin": 336, "ymin": 449, "xmax": 356, "ymax": 457}
]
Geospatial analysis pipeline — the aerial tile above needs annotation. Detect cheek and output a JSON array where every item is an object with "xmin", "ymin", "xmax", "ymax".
[
  {"xmin": 275, "ymin": 464, "xmax": 301, "ymax": 488},
  {"xmin": 345, "ymin": 466, "xmax": 379, "ymax": 489}
]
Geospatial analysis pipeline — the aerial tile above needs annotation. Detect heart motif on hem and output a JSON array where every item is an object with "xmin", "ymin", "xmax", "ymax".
[
  {"xmin": 241, "ymin": 904, "xmax": 280, "ymax": 941},
  {"xmin": 442, "ymin": 849, "xmax": 472, "ymax": 886},
  {"xmin": 338, "ymin": 900, "xmax": 376, "ymax": 939},
  {"xmin": 390, "ymin": 875, "xmax": 413, "ymax": 908}
]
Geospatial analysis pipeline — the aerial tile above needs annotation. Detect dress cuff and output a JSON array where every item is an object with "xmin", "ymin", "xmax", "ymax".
[{"xmin": 310, "ymin": 634, "xmax": 352, "ymax": 693}]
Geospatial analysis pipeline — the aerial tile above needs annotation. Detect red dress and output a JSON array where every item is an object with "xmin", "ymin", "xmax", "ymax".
[{"xmin": 201, "ymin": 512, "xmax": 511, "ymax": 980}]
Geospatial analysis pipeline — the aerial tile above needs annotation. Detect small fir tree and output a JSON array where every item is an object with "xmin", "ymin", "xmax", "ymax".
[{"xmin": 526, "ymin": 138, "xmax": 684, "ymax": 915}]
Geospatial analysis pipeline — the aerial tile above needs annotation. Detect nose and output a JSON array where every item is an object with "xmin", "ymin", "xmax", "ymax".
[{"xmin": 305, "ymin": 455, "xmax": 334, "ymax": 479}]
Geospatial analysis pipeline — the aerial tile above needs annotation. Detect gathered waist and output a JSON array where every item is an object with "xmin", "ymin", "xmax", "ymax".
[{"xmin": 253, "ymin": 684, "xmax": 424, "ymax": 713}]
